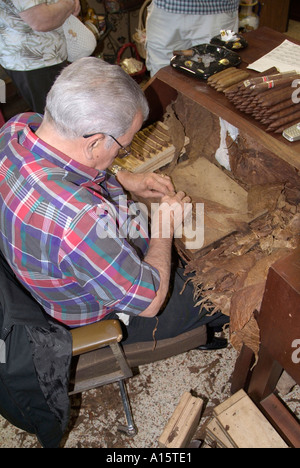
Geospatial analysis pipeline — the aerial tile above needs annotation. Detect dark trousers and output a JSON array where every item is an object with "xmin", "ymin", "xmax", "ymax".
[
  {"xmin": 4, "ymin": 62, "xmax": 68, "ymax": 114},
  {"xmin": 105, "ymin": 267, "xmax": 229, "ymax": 345}
]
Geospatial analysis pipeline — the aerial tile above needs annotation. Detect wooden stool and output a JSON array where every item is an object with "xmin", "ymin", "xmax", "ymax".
[
  {"xmin": 70, "ymin": 320, "xmax": 137, "ymax": 436},
  {"xmin": 232, "ymin": 248, "xmax": 300, "ymax": 447}
]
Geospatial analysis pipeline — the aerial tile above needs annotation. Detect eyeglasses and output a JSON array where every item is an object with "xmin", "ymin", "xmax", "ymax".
[{"xmin": 83, "ymin": 133, "xmax": 131, "ymax": 158}]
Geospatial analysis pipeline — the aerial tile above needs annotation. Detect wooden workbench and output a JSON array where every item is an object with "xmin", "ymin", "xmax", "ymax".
[
  {"xmin": 145, "ymin": 28, "xmax": 300, "ymax": 446},
  {"xmin": 143, "ymin": 24, "xmax": 300, "ymax": 370},
  {"xmin": 144, "ymin": 27, "xmax": 300, "ymax": 173}
]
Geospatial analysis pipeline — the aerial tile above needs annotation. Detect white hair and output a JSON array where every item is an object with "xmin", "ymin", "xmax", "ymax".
[{"xmin": 44, "ymin": 57, "xmax": 149, "ymax": 140}]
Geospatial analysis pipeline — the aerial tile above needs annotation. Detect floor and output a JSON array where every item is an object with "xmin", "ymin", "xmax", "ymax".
[
  {"xmin": 0, "ymin": 330, "xmax": 299, "ymax": 449},
  {"xmin": 0, "ymin": 21, "xmax": 300, "ymax": 449}
]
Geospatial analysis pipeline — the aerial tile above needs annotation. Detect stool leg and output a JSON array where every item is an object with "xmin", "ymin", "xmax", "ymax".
[{"xmin": 117, "ymin": 380, "xmax": 138, "ymax": 437}]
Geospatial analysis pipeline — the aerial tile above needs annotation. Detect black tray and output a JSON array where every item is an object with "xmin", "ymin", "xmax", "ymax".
[
  {"xmin": 170, "ymin": 43, "xmax": 242, "ymax": 80},
  {"xmin": 210, "ymin": 33, "xmax": 248, "ymax": 51}
]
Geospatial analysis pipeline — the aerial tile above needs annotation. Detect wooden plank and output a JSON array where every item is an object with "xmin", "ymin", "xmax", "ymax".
[
  {"xmin": 213, "ymin": 390, "xmax": 289, "ymax": 448},
  {"xmin": 158, "ymin": 392, "xmax": 203, "ymax": 448},
  {"xmin": 206, "ymin": 418, "xmax": 235, "ymax": 448},
  {"xmin": 260, "ymin": 394, "xmax": 300, "ymax": 448}
]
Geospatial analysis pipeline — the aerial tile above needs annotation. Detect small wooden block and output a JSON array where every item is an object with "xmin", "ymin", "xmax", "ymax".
[
  {"xmin": 158, "ymin": 392, "xmax": 203, "ymax": 449},
  {"xmin": 206, "ymin": 418, "xmax": 235, "ymax": 448},
  {"xmin": 213, "ymin": 390, "xmax": 289, "ymax": 448}
]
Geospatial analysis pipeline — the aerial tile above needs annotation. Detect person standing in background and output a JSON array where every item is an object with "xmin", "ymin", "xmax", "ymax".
[
  {"xmin": 0, "ymin": 0, "xmax": 81, "ymax": 114},
  {"xmin": 145, "ymin": 0, "xmax": 243, "ymax": 77}
]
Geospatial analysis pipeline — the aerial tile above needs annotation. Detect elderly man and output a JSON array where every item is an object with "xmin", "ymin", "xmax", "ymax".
[{"xmin": 0, "ymin": 58, "xmax": 228, "ymax": 349}]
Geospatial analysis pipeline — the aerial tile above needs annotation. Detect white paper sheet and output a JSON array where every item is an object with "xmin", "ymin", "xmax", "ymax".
[{"xmin": 247, "ymin": 39, "xmax": 300, "ymax": 74}]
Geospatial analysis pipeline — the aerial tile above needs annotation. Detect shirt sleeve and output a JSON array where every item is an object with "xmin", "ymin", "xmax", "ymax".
[
  {"xmin": 59, "ymin": 202, "xmax": 161, "ymax": 316},
  {"xmin": 12, "ymin": 1, "xmax": 50, "ymax": 12}
]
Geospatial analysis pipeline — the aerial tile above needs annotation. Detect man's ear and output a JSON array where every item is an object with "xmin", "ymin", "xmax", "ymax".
[{"xmin": 84, "ymin": 135, "xmax": 104, "ymax": 160}]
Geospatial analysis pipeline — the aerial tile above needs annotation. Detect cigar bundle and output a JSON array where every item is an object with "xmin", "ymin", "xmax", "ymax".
[
  {"xmin": 223, "ymin": 71, "xmax": 300, "ymax": 133},
  {"xmin": 207, "ymin": 67, "xmax": 250, "ymax": 92}
]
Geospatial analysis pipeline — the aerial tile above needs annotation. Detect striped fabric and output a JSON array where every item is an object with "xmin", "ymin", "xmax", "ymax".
[
  {"xmin": 0, "ymin": 113, "xmax": 160, "ymax": 327},
  {"xmin": 154, "ymin": 0, "xmax": 240, "ymax": 15}
]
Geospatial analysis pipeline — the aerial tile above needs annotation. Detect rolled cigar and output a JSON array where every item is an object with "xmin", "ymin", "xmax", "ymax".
[
  {"xmin": 267, "ymin": 103, "xmax": 300, "ymax": 121},
  {"xmin": 135, "ymin": 133, "xmax": 159, "ymax": 152},
  {"xmin": 131, "ymin": 139, "xmax": 154, "ymax": 156},
  {"xmin": 216, "ymin": 70, "xmax": 250, "ymax": 89},
  {"xmin": 264, "ymin": 99, "xmax": 296, "ymax": 115},
  {"xmin": 114, "ymin": 156, "xmax": 138, "ymax": 171},
  {"xmin": 173, "ymin": 49, "xmax": 194, "ymax": 56},
  {"xmin": 209, "ymin": 71, "xmax": 240, "ymax": 88},
  {"xmin": 274, "ymin": 119, "xmax": 300, "ymax": 134},
  {"xmin": 224, "ymin": 81, "xmax": 246, "ymax": 95},
  {"xmin": 207, "ymin": 67, "xmax": 237, "ymax": 83},
  {"xmin": 154, "ymin": 122, "xmax": 171, "ymax": 141},
  {"xmin": 248, "ymin": 88, "xmax": 272, "ymax": 105},
  {"xmin": 130, "ymin": 149, "xmax": 145, "ymax": 161},
  {"xmin": 239, "ymin": 71, "xmax": 298, "ymax": 90},
  {"xmin": 142, "ymin": 128, "xmax": 169, "ymax": 148},
  {"xmin": 266, "ymin": 110, "xmax": 300, "ymax": 132},
  {"xmin": 258, "ymin": 87, "xmax": 295, "ymax": 107},
  {"xmin": 248, "ymin": 75, "xmax": 300, "ymax": 95}
]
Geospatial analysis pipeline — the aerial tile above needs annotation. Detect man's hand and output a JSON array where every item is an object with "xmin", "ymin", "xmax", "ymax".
[
  {"xmin": 151, "ymin": 191, "xmax": 191, "ymax": 239},
  {"xmin": 139, "ymin": 190, "xmax": 191, "ymax": 318},
  {"xmin": 116, "ymin": 171, "xmax": 175, "ymax": 199}
]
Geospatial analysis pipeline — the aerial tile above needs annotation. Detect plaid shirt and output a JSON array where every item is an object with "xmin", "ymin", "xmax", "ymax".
[
  {"xmin": 154, "ymin": 0, "xmax": 240, "ymax": 14},
  {"xmin": 0, "ymin": 113, "xmax": 160, "ymax": 327}
]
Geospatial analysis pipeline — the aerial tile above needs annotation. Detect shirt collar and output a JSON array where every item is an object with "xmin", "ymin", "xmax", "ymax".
[{"xmin": 19, "ymin": 122, "xmax": 107, "ymax": 186}]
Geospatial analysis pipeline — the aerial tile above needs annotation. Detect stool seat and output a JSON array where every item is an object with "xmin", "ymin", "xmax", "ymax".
[{"xmin": 71, "ymin": 320, "xmax": 123, "ymax": 356}]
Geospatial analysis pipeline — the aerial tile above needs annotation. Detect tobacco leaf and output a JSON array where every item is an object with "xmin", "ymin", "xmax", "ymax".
[
  {"xmin": 230, "ymin": 315, "xmax": 260, "ymax": 359},
  {"xmin": 183, "ymin": 189, "xmax": 299, "ymax": 357},
  {"xmin": 247, "ymin": 184, "xmax": 284, "ymax": 215},
  {"xmin": 230, "ymin": 282, "xmax": 265, "ymax": 348},
  {"xmin": 163, "ymin": 103, "xmax": 186, "ymax": 174}
]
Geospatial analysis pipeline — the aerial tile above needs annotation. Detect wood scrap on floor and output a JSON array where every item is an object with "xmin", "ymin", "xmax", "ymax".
[
  {"xmin": 205, "ymin": 390, "xmax": 288, "ymax": 448},
  {"xmin": 158, "ymin": 392, "xmax": 203, "ymax": 448}
]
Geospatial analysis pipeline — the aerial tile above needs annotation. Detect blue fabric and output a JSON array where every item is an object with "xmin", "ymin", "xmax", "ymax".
[{"xmin": 154, "ymin": 0, "xmax": 240, "ymax": 15}]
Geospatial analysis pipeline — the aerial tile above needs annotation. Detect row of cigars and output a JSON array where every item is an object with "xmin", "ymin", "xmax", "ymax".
[{"xmin": 207, "ymin": 67, "xmax": 300, "ymax": 134}]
